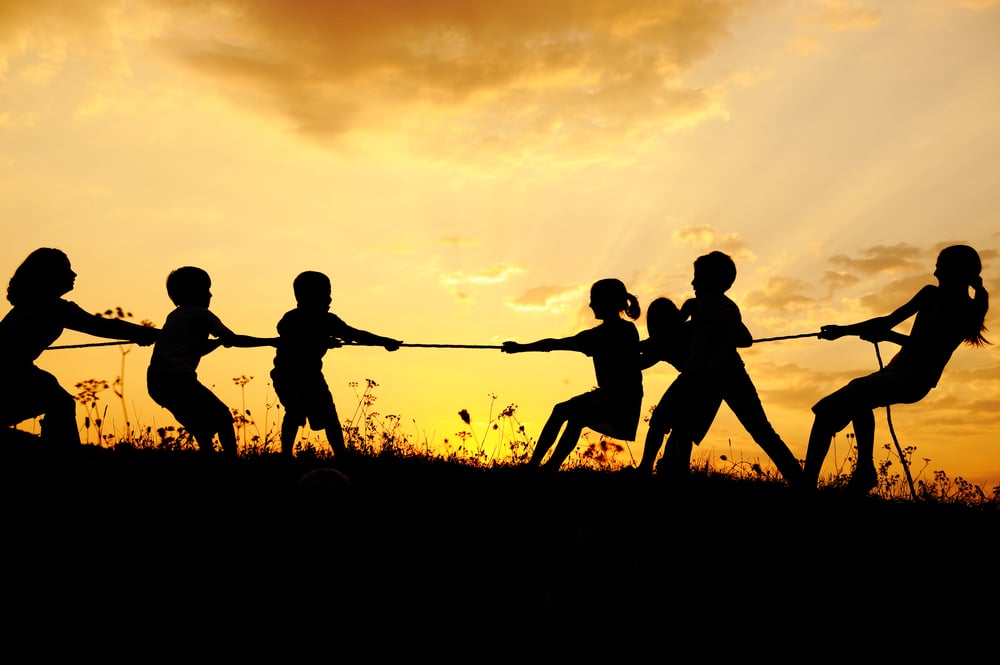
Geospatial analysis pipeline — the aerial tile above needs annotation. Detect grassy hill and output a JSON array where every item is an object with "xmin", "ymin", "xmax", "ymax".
[{"xmin": 2, "ymin": 430, "xmax": 997, "ymax": 653}]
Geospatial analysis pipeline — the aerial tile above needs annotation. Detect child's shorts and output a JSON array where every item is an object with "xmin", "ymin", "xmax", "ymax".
[
  {"xmin": 812, "ymin": 368, "xmax": 933, "ymax": 431},
  {"xmin": 651, "ymin": 373, "xmax": 723, "ymax": 445},
  {"xmin": 560, "ymin": 388, "xmax": 643, "ymax": 441},
  {"xmin": 270, "ymin": 370, "xmax": 339, "ymax": 430},
  {"xmin": 146, "ymin": 370, "xmax": 232, "ymax": 433}
]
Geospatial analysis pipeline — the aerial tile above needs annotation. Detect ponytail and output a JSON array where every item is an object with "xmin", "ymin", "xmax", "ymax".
[
  {"xmin": 967, "ymin": 275, "xmax": 989, "ymax": 347},
  {"xmin": 937, "ymin": 245, "xmax": 989, "ymax": 347},
  {"xmin": 624, "ymin": 293, "xmax": 641, "ymax": 320}
]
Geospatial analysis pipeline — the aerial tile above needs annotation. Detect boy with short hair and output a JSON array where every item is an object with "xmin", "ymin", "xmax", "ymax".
[
  {"xmin": 270, "ymin": 271, "xmax": 401, "ymax": 458},
  {"xmin": 659, "ymin": 251, "xmax": 802, "ymax": 483},
  {"xmin": 147, "ymin": 266, "xmax": 277, "ymax": 456}
]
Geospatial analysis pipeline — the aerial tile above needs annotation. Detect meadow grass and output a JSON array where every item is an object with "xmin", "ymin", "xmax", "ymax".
[
  {"xmin": 28, "ymin": 369, "xmax": 994, "ymax": 507},
  {"xmin": 4, "ymin": 373, "xmax": 999, "ymax": 650}
]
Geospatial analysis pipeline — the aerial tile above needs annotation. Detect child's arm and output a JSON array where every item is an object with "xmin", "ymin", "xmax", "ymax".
[
  {"xmin": 339, "ymin": 326, "xmax": 402, "ymax": 351},
  {"xmin": 211, "ymin": 317, "xmax": 278, "ymax": 349},
  {"xmin": 638, "ymin": 338, "xmax": 660, "ymax": 370},
  {"xmin": 220, "ymin": 333, "xmax": 279, "ymax": 349},
  {"xmin": 735, "ymin": 321, "xmax": 752, "ymax": 348},
  {"xmin": 64, "ymin": 304, "xmax": 159, "ymax": 346},
  {"xmin": 502, "ymin": 337, "xmax": 575, "ymax": 353},
  {"xmin": 679, "ymin": 298, "xmax": 697, "ymax": 322},
  {"xmin": 820, "ymin": 286, "xmax": 931, "ymax": 343}
]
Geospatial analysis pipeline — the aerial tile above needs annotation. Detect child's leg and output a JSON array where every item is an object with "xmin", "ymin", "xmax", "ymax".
[
  {"xmin": 847, "ymin": 409, "xmax": 877, "ymax": 490},
  {"xmin": 280, "ymin": 414, "xmax": 300, "ymax": 456},
  {"xmin": 658, "ymin": 430, "xmax": 693, "ymax": 479},
  {"xmin": 638, "ymin": 397, "xmax": 671, "ymax": 473},
  {"xmin": 316, "ymin": 394, "xmax": 347, "ymax": 457},
  {"xmin": 159, "ymin": 377, "xmax": 234, "ymax": 456},
  {"xmin": 215, "ymin": 417, "xmax": 238, "ymax": 457},
  {"xmin": 722, "ymin": 367, "xmax": 802, "ymax": 482},
  {"xmin": 528, "ymin": 404, "xmax": 570, "ymax": 467},
  {"xmin": 543, "ymin": 420, "xmax": 585, "ymax": 470},
  {"xmin": 323, "ymin": 417, "xmax": 347, "ymax": 457},
  {"xmin": 804, "ymin": 372, "xmax": 912, "ymax": 489},
  {"xmin": 803, "ymin": 416, "xmax": 836, "ymax": 488},
  {"xmin": 39, "ymin": 385, "xmax": 81, "ymax": 448},
  {"xmin": 15, "ymin": 368, "xmax": 82, "ymax": 448},
  {"xmin": 188, "ymin": 427, "xmax": 218, "ymax": 454}
]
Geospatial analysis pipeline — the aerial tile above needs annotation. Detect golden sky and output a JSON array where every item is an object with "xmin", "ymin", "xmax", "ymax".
[{"xmin": 3, "ymin": 0, "xmax": 999, "ymax": 487}]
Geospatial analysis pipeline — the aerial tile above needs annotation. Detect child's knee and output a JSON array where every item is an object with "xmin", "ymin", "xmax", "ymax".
[{"xmin": 282, "ymin": 411, "xmax": 307, "ymax": 428}]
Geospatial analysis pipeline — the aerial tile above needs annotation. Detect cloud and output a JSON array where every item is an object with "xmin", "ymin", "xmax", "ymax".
[
  {"xmin": 141, "ymin": 0, "xmax": 749, "ymax": 162},
  {"xmin": 827, "ymin": 243, "xmax": 925, "ymax": 277},
  {"xmin": 671, "ymin": 225, "xmax": 756, "ymax": 261},
  {"xmin": 818, "ymin": 242, "xmax": 999, "ymax": 319},
  {"xmin": 743, "ymin": 276, "xmax": 817, "ymax": 314},
  {"xmin": 820, "ymin": 269, "xmax": 860, "ymax": 293},
  {"xmin": 0, "ymin": 0, "xmax": 759, "ymax": 164},
  {"xmin": 507, "ymin": 284, "xmax": 587, "ymax": 313},
  {"xmin": 440, "ymin": 263, "xmax": 524, "ymax": 286}
]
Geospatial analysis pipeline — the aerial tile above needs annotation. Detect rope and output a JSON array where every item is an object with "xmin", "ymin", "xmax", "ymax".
[
  {"xmin": 47, "ymin": 340, "xmax": 133, "ymax": 350},
  {"xmin": 873, "ymin": 341, "xmax": 918, "ymax": 501},
  {"xmin": 49, "ymin": 333, "xmax": 824, "ymax": 352},
  {"xmin": 752, "ymin": 331, "xmax": 820, "ymax": 343},
  {"xmin": 45, "ymin": 340, "xmax": 504, "ymax": 351}
]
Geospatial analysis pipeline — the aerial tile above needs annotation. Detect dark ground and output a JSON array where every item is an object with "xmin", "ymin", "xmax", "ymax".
[{"xmin": 2, "ymin": 431, "xmax": 997, "ymax": 654}]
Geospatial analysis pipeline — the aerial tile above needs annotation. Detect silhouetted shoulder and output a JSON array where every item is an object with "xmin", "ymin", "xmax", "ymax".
[{"xmin": 0, "ymin": 298, "xmax": 94, "ymax": 363}]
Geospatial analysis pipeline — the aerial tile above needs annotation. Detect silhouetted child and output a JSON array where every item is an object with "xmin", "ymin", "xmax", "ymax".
[
  {"xmin": 635, "ymin": 297, "xmax": 722, "ymax": 474},
  {"xmin": 0, "ymin": 248, "xmax": 158, "ymax": 447},
  {"xmin": 270, "ymin": 271, "xmax": 401, "ymax": 458},
  {"xmin": 803, "ymin": 244, "xmax": 989, "ymax": 492},
  {"xmin": 658, "ymin": 252, "xmax": 802, "ymax": 482},
  {"xmin": 146, "ymin": 266, "xmax": 277, "ymax": 456},
  {"xmin": 502, "ymin": 278, "xmax": 643, "ymax": 471}
]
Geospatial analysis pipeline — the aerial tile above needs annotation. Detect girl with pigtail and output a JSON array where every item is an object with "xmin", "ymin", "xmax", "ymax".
[
  {"xmin": 804, "ymin": 244, "xmax": 990, "ymax": 492},
  {"xmin": 502, "ymin": 278, "xmax": 643, "ymax": 471}
]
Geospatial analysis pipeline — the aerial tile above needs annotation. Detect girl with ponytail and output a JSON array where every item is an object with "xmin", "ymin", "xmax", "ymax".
[
  {"xmin": 502, "ymin": 278, "xmax": 643, "ymax": 470},
  {"xmin": 804, "ymin": 244, "xmax": 990, "ymax": 492}
]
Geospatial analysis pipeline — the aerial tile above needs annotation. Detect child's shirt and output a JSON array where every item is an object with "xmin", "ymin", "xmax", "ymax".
[
  {"xmin": 148, "ymin": 305, "xmax": 230, "ymax": 376},
  {"xmin": 1, "ymin": 298, "xmax": 155, "ymax": 369},
  {"xmin": 565, "ymin": 317, "xmax": 642, "ymax": 396},
  {"xmin": 0, "ymin": 298, "xmax": 96, "ymax": 367},
  {"xmin": 886, "ymin": 284, "xmax": 974, "ymax": 388},
  {"xmin": 684, "ymin": 294, "xmax": 746, "ymax": 372},
  {"xmin": 271, "ymin": 308, "xmax": 353, "ymax": 377}
]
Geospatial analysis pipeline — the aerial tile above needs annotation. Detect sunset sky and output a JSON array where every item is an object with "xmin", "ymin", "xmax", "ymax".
[{"xmin": 3, "ymin": 0, "xmax": 998, "ymax": 488}]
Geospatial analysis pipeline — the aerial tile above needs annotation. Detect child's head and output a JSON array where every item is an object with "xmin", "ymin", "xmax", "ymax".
[
  {"xmin": 292, "ymin": 271, "xmax": 332, "ymax": 310},
  {"xmin": 935, "ymin": 245, "xmax": 989, "ymax": 346},
  {"xmin": 589, "ymin": 278, "xmax": 641, "ymax": 320},
  {"xmin": 935, "ymin": 245, "xmax": 982, "ymax": 287},
  {"xmin": 646, "ymin": 297, "xmax": 682, "ymax": 339},
  {"xmin": 692, "ymin": 251, "xmax": 737, "ymax": 295},
  {"xmin": 166, "ymin": 266, "xmax": 212, "ymax": 307},
  {"xmin": 7, "ymin": 248, "xmax": 76, "ymax": 306}
]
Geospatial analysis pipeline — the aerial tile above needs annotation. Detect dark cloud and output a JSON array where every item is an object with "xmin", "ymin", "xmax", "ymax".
[{"xmin": 146, "ymin": 0, "xmax": 748, "ymax": 155}]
